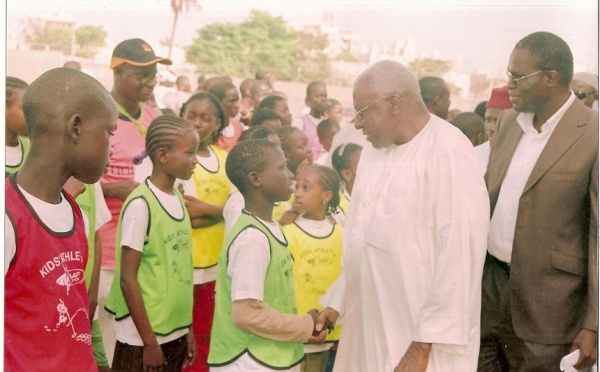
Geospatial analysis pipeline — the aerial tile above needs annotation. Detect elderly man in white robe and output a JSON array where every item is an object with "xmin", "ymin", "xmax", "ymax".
[{"xmin": 316, "ymin": 60, "xmax": 489, "ymax": 371}]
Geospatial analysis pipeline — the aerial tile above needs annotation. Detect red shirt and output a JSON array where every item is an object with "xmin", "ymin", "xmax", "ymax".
[{"xmin": 5, "ymin": 175, "xmax": 96, "ymax": 371}]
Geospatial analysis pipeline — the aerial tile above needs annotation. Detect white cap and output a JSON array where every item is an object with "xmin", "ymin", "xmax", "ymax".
[{"xmin": 573, "ymin": 72, "xmax": 598, "ymax": 91}]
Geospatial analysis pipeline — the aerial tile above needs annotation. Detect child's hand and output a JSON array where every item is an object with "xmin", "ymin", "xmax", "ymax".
[
  {"xmin": 278, "ymin": 210, "xmax": 299, "ymax": 226},
  {"xmin": 63, "ymin": 177, "xmax": 86, "ymax": 198},
  {"xmin": 143, "ymin": 344, "xmax": 166, "ymax": 371},
  {"xmin": 307, "ymin": 309, "xmax": 328, "ymax": 344},
  {"xmin": 182, "ymin": 331, "xmax": 197, "ymax": 368}
]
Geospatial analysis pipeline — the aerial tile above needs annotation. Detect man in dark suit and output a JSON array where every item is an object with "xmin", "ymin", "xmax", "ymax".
[{"xmin": 478, "ymin": 31, "xmax": 597, "ymax": 371}]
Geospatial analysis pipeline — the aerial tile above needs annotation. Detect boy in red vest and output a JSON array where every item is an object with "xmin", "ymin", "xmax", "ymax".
[{"xmin": 4, "ymin": 67, "xmax": 118, "ymax": 371}]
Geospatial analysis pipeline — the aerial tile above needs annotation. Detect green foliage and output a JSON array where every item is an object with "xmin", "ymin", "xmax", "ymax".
[
  {"xmin": 23, "ymin": 19, "xmax": 107, "ymax": 58},
  {"xmin": 186, "ymin": 10, "xmax": 331, "ymax": 82},
  {"xmin": 75, "ymin": 25, "xmax": 106, "ymax": 58},
  {"xmin": 24, "ymin": 19, "xmax": 72, "ymax": 47}
]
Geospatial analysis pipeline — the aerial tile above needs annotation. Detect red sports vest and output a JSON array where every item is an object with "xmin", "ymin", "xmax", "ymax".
[{"xmin": 4, "ymin": 175, "xmax": 96, "ymax": 371}]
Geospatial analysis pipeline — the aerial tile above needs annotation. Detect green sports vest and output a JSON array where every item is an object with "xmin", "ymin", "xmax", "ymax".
[
  {"xmin": 75, "ymin": 183, "xmax": 96, "ymax": 289},
  {"xmin": 105, "ymin": 181, "xmax": 193, "ymax": 336},
  {"xmin": 5, "ymin": 137, "xmax": 30, "ymax": 175},
  {"xmin": 208, "ymin": 210, "xmax": 304, "ymax": 369}
]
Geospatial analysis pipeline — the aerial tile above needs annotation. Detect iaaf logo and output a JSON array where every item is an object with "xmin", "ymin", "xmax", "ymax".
[{"xmin": 56, "ymin": 269, "xmax": 85, "ymax": 287}]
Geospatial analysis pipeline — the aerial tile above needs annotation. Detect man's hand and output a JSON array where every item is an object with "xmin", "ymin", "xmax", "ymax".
[
  {"xmin": 394, "ymin": 341, "xmax": 431, "ymax": 372},
  {"xmin": 314, "ymin": 307, "xmax": 339, "ymax": 334},
  {"xmin": 571, "ymin": 328, "xmax": 597, "ymax": 370},
  {"xmin": 307, "ymin": 309, "xmax": 328, "ymax": 344},
  {"xmin": 63, "ymin": 177, "xmax": 86, "ymax": 198}
]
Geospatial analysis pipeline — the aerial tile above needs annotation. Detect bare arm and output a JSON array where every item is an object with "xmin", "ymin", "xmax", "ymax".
[
  {"xmin": 101, "ymin": 180, "xmax": 139, "ymax": 201},
  {"xmin": 183, "ymin": 195, "xmax": 224, "ymax": 219}
]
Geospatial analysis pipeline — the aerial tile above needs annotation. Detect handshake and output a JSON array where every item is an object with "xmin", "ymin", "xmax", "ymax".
[{"xmin": 307, "ymin": 307, "xmax": 339, "ymax": 344}]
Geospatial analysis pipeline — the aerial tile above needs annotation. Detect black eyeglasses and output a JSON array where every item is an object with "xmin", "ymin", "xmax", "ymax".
[
  {"xmin": 121, "ymin": 68, "xmax": 161, "ymax": 85},
  {"xmin": 574, "ymin": 91, "xmax": 596, "ymax": 100}
]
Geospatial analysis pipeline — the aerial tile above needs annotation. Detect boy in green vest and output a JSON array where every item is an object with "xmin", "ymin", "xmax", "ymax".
[{"xmin": 208, "ymin": 140, "xmax": 329, "ymax": 371}]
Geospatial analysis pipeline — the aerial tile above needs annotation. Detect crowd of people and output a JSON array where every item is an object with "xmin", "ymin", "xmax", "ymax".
[{"xmin": 4, "ymin": 30, "xmax": 598, "ymax": 372}]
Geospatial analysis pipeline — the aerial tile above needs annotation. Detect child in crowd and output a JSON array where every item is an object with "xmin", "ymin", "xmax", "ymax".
[
  {"xmin": 277, "ymin": 127, "xmax": 313, "ymax": 177},
  {"xmin": 324, "ymin": 98, "xmax": 343, "ymax": 125},
  {"xmin": 105, "ymin": 115, "xmax": 199, "ymax": 371},
  {"xmin": 314, "ymin": 119, "xmax": 340, "ymax": 166},
  {"xmin": 5, "ymin": 77, "xmax": 29, "ymax": 176},
  {"xmin": 292, "ymin": 81, "xmax": 328, "ymax": 160},
  {"xmin": 208, "ymin": 140, "xmax": 328, "ymax": 371},
  {"xmin": 238, "ymin": 78, "xmax": 254, "ymax": 126},
  {"xmin": 5, "ymin": 67, "xmax": 118, "ymax": 371},
  {"xmin": 331, "ymin": 143, "xmax": 363, "ymax": 226},
  {"xmin": 276, "ymin": 127, "xmax": 314, "ymax": 226},
  {"xmin": 283, "ymin": 165, "xmax": 343, "ymax": 372},
  {"xmin": 260, "ymin": 95, "xmax": 293, "ymax": 126},
  {"xmin": 180, "ymin": 92, "xmax": 231, "ymax": 372},
  {"xmin": 250, "ymin": 79, "xmax": 271, "ymax": 112},
  {"xmin": 251, "ymin": 108, "xmax": 283, "ymax": 130},
  {"xmin": 210, "ymin": 81, "xmax": 244, "ymax": 152},
  {"xmin": 222, "ymin": 126, "xmax": 287, "ymax": 234}
]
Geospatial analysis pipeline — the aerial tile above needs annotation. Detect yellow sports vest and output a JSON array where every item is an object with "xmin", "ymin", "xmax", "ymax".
[
  {"xmin": 272, "ymin": 202, "xmax": 288, "ymax": 223},
  {"xmin": 191, "ymin": 145, "xmax": 231, "ymax": 268},
  {"xmin": 283, "ymin": 220, "xmax": 343, "ymax": 341}
]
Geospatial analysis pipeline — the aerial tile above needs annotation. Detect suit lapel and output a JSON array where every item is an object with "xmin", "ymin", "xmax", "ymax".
[
  {"xmin": 488, "ymin": 115, "xmax": 523, "ymax": 212},
  {"xmin": 521, "ymin": 100, "xmax": 588, "ymax": 195}
]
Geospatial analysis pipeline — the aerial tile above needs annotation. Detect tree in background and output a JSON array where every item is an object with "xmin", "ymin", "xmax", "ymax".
[
  {"xmin": 23, "ymin": 18, "xmax": 106, "ymax": 58},
  {"xmin": 75, "ymin": 25, "xmax": 107, "ymax": 58},
  {"xmin": 168, "ymin": 0, "xmax": 201, "ymax": 60},
  {"xmin": 186, "ymin": 10, "xmax": 331, "ymax": 83},
  {"xmin": 23, "ymin": 18, "xmax": 72, "ymax": 48}
]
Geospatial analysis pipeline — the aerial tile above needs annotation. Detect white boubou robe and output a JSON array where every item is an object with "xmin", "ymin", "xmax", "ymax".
[{"xmin": 322, "ymin": 115, "xmax": 489, "ymax": 371}]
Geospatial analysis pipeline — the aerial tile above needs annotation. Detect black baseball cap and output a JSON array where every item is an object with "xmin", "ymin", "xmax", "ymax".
[{"xmin": 110, "ymin": 38, "xmax": 172, "ymax": 69}]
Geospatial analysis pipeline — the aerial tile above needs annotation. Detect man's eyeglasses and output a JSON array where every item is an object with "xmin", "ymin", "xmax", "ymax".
[
  {"xmin": 122, "ymin": 68, "xmax": 161, "ymax": 85},
  {"xmin": 574, "ymin": 91, "xmax": 596, "ymax": 100},
  {"xmin": 355, "ymin": 94, "xmax": 391, "ymax": 121},
  {"xmin": 505, "ymin": 69, "xmax": 546, "ymax": 84}
]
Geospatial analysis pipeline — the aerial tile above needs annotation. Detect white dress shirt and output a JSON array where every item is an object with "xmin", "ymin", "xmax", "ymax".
[{"xmin": 488, "ymin": 92, "xmax": 576, "ymax": 263}]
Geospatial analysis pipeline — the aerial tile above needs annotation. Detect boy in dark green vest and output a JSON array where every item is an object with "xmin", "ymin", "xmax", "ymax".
[{"xmin": 208, "ymin": 140, "xmax": 329, "ymax": 371}]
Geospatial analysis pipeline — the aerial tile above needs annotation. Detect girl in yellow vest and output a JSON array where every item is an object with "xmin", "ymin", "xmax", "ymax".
[
  {"xmin": 179, "ymin": 92, "xmax": 231, "ymax": 372},
  {"xmin": 283, "ymin": 165, "xmax": 343, "ymax": 372},
  {"xmin": 330, "ymin": 143, "xmax": 363, "ymax": 228},
  {"xmin": 105, "ymin": 115, "xmax": 199, "ymax": 371}
]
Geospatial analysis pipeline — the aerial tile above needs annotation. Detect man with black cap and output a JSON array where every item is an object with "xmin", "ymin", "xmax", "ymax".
[{"xmin": 98, "ymin": 38, "xmax": 172, "ymax": 365}]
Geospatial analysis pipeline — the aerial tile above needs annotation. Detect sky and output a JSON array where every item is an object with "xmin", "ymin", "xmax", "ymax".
[{"xmin": 5, "ymin": 0, "xmax": 599, "ymax": 75}]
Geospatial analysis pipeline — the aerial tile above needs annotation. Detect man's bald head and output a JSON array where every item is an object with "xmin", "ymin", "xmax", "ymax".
[
  {"xmin": 451, "ymin": 112, "xmax": 485, "ymax": 146},
  {"xmin": 23, "ymin": 67, "xmax": 116, "ymax": 139},
  {"xmin": 353, "ymin": 60, "xmax": 429, "ymax": 148},
  {"xmin": 419, "ymin": 76, "xmax": 451, "ymax": 119},
  {"xmin": 354, "ymin": 60, "xmax": 421, "ymax": 100}
]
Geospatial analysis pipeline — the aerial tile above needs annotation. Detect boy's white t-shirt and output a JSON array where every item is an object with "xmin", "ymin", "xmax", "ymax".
[
  {"xmin": 211, "ymin": 215, "xmax": 300, "ymax": 372},
  {"xmin": 5, "ymin": 140, "xmax": 24, "ymax": 167},
  {"xmin": 4, "ymin": 184, "xmax": 90, "ymax": 274},
  {"xmin": 114, "ymin": 180, "xmax": 188, "ymax": 346}
]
